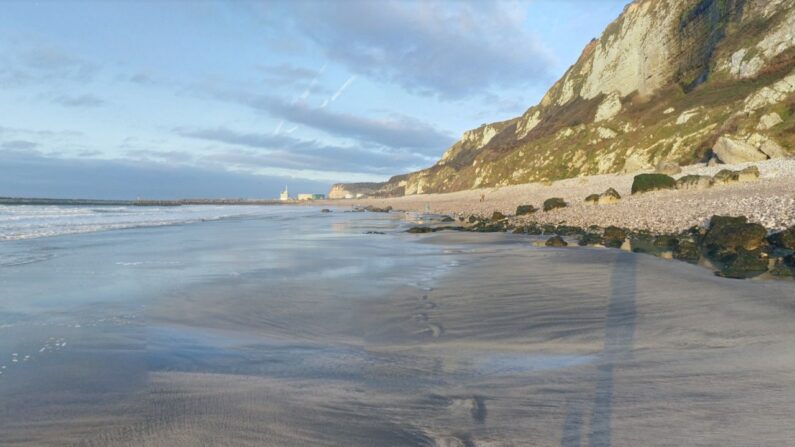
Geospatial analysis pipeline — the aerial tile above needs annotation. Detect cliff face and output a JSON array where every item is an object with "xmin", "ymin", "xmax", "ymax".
[{"xmin": 332, "ymin": 0, "xmax": 795, "ymax": 198}]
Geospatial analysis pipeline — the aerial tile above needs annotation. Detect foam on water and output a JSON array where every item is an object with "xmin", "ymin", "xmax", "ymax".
[{"xmin": 0, "ymin": 204, "xmax": 297, "ymax": 240}]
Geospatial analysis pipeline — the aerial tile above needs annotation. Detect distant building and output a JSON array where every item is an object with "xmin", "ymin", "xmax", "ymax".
[
  {"xmin": 280, "ymin": 186, "xmax": 289, "ymax": 201},
  {"xmin": 297, "ymin": 193, "xmax": 313, "ymax": 201},
  {"xmin": 311, "ymin": 193, "xmax": 325, "ymax": 200}
]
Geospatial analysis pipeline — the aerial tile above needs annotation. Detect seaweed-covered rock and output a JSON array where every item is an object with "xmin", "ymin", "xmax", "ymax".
[
  {"xmin": 704, "ymin": 215, "xmax": 767, "ymax": 252},
  {"xmin": 491, "ymin": 211, "xmax": 507, "ymax": 221},
  {"xmin": 363, "ymin": 205, "xmax": 392, "ymax": 213},
  {"xmin": 515, "ymin": 205, "xmax": 537, "ymax": 216},
  {"xmin": 467, "ymin": 215, "xmax": 479, "ymax": 224},
  {"xmin": 320, "ymin": 209, "xmax": 332, "ymax": 213},
  {"xmin": 440, "ymin": 216, "xmax": 455, "ymax": 222},
  {"xmin": 769, "ymin": 257, "xmax": 794, "ymax": 278},
  {"xmin": 603, "ymin": 226, "xmax": 627, "ymax": 248},
  {"xmin": 545, "ymin": 236, "xmax": 568, "ymax": 247},
  {"xmin": 712, "ymin": 169, "xmax": 740, "ymax": 185},
  {"xmin": 715, "ymin": 248, "xmax": 769, "ymax": 279},
  {"xmin": 543, "ymin": 197, "xmax": 567, "ymax": 212},
  {"xmin": 767, "ymin": 226, "xmax": 795, "ymax": 250},
  {"xmin": 578, "ymin": 233, "xmax": 604, "ymax": 246},
  {"xmin": 676, "ymin": 174, "xmax": 713, "ymax": 190},
  {"xmin": 653, "ymin": 235, "xmax": 679, "ymax": 249},
  {"xmin": 584, "ymin": 194, "xmax": 601, "ymax": 205},
  {"xmin": 407, "ymin": 226, "xmax": 434, "ymax": 234},
  {"xmin": 631, "ymin": 173, "xmax": 676, "ymax": 194},
  {"xmin": 673, "ymin": 239, "xmax": 700, "ymax": 263}
]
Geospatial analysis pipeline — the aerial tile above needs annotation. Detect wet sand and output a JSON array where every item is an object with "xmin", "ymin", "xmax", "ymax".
[{"xmin": 2, "ymin": 215, "xmax": 795, "ymax": 446}]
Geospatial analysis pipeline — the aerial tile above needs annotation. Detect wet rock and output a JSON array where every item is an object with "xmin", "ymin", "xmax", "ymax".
[
  {"xmin": 515, "ymin": 205, "xmax": 537, "ymax": 216},
  {"xmin": 769, "ymin": 257, "xmax": 794, "ymax": 278},
  {"xmin": 545, "ymin": 235, "xmax": 568, "ymax": 247},
  {"xmin": 491, "ymin": 211, "xmax": 507, "ymax": 221},
  {"xmin": 543, "ymin": 197, "xmax": 567, "ymax": 212},
  {"xmin": 631, "ymin": 173, "xmax": 676, "ymax": 194},
  {"xmin": 467, "ymin": 215, "xmax": 479, "ymax": 224},
  {"xmin": 768, "ymin": 226, "xmax": 795, "ymax": 250},
  {"xmin": 603, "ymin": 226, "xmax": 627, "ymax": 248},
  {"xmin": 407, "ymin": 226, "xmax": 434, "ymax": 234},
  {"xmin": 578, "ymin": 233, "xmax": 604, "ymax": 246},
  {"xmin": 676, "ymin": 174, "xmax": 713, "ymax": 190},
  {"xmin": 715, "ymin": 248, "xmax": 769, "ymax": 279},
  {"xmin": 365, "ymin": 231, "xmax": 385, "ymax": 235},
  {"xmin": 673, "ymin": 239, "xmax": 700, "ymax": 263},
  {"xmin": 599, "ymin": 187, "xmax": 622, "ymax": 204},
  {"xmin": 704, "ymin": 215, "xmax": 768, "ymax": 252},
  {"xmin": 320, "ymin": 209, "xmax": 332, "ymax": 213},
  {"xmin": 440, "ymin": 216, "xmax": 455, "ymax": 222},
  {"xmin": 555, "ymin": 225, "xmax": 584, "ymax": 236},
  {"xmin": 364, "ymin": 205, "xmax": 392, "ymax": 213}
]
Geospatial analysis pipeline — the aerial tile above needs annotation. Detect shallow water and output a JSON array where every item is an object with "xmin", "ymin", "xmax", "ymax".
[{"xmin": 1, "ymin": 206, "xmax": 794, "ymax": 446}]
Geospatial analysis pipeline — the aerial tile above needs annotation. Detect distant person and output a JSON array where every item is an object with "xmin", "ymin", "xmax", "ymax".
[{"xmin": 480, "ymin": 193, "xmax": 485, "ymax": 203}]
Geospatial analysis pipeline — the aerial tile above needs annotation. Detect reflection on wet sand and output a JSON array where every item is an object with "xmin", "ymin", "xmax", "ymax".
[{"xmin": 2, "ymin": 222, "xmax": 795, "ymax": 446}]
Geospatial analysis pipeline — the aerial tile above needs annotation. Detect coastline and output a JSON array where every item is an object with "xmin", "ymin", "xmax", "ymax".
[{"xmin": 318, "ymin": 158, "xmax": 795, "ymax": 233}]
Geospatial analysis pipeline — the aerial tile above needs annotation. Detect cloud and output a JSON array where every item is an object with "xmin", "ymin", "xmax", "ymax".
[
  {"xmin": 0, "ymin": 44, "xmax": 97, "ymax": 87},
  {"xmin": 0, "ymin": 148, "xmax": 331, "ymax": 200},
  {"xmin": 175, "ymin": 126, "xmax": 432, "ymax": 175},
  {"xmin": 261, "ymin": 0, "xmax": 555, "ymax": 99},
  {"xmin": 1, "ymin": 140, "xmax": 39, "ymax": 151},
  {"xmin": 224, "ymin": 92, "xmax": 454, "ymax": 153},
  {"xmin": 52, "ymin": 93, "xmax": 105, "ymax": 107}
]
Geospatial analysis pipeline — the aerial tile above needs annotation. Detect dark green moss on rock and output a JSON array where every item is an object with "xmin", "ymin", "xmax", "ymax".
[
  {"xmin": 545, "ymin": 235, "xmax": 568, "ymax": 247},
  {"xmin": 515, "ymin": 205, "xmax": 537, "ymax": 216},
  {"xmin": 631, "ymin": 173, "xmax": 676, "ymax": 194},
  {"xmin": 603, "ymin": 226, "xmax": 627, "ymax": 248},
  {"xmin": 768, "ymin": 226, "xmax": 795, "ymax": 250},
  {"xmin": 543, "ymin": 197, "xmax": 567, "ymax": 212}
]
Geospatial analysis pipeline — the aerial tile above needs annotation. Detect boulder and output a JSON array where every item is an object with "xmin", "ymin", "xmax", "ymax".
[
  {"xmin": 603, "ymin": 226, "xmax": 627, "ymax": 248},
  {"xmin": 364, "ymin": 205, "xmax": 392, "ymax": 213},
  {"xmin": 715, "ymin": 248, "xmax": 769, "ymax": 279},
  {"xmin": 468, "ymin": 215, "xmax": 479, "ymax": 224},
  {"xmin": 320, "ymin": 209, "xmax": 332, "ymax": 213},
  {"xmin": 737, "ymin": 166, "xmax": 760, "ymax": 182},
  {"xmin": 703, "ymin": 215, "xmax": 768, "ymax": 252},
  {"xmin": 545, "ymin": 235, "xmax": 568, "ymax": 247},
  {"xmin": 672, "ymin": 239, "xmax": 700, "ymax": 263},
  {"xmin": 712, "ymin": 136, "xmax": 768, "ymax": 164},
  {"xmin": 440, "ymin": 216, "xmax": 455, "ymax": 222},
  {"xmin": 407, "ymin": 226, "xmax": 434, "ymax": 234},
  {"xmin": 768, "ymin": 226, "xmax": 795, "ymax": 250},
  {"xmin": 543, "ymin": 197, "xmax": 567, "ymax": 212},
  {"xmin": 491, "ymin": 211, "xmax": 507, "ymax": 221},
  {"xmin": 757, "ymin": 112, "xmax": 783, "ymax": 130},
  {"xmin": 712, "ymin": 169, "xmax": 740, "ymax": 185},
  {"xmin": 578, "ymin": 233, "xmax": 604, "ymax": 246},
  {"xmin": 515, "ymin": 205, "xmax": 537, "ymax": 216},
  {"xmin": 758, "ymin": 138, "xmax": 788, "ymax": 159},
  {"xmin": 656, "ymin": 160, "xmax": 682, "ymax": 175},
  {"xmin": 584, "ymin": 194, "xmax": 601, "ymax": 205},
  {"xmin": 631, "ymin": 173, "xmax": 676, "ymax": 194},
  {"xmin": 676, "ymin": 174, "xmax": 713, "ymax": 190},
  {"xmin": 599, "ymin": 187, "xmax": 622, "ymax": 204}
]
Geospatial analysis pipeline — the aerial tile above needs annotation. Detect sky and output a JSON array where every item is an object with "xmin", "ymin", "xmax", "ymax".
[{"xmin": 0, "ymin": 0, "xmax": 630, "ymax": 199}]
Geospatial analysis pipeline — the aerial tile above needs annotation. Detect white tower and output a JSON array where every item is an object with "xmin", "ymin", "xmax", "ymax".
[{"xmin": 279, "ymin": 185, "xmax": 289, "ymax": 201}]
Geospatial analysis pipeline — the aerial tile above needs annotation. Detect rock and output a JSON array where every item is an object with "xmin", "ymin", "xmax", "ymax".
[
  {"xmin": 491, "ymin": 211, "xmax": 507, "ymax": 221},
  {"xmin": 594, "ymin": 92, "xmax": 622, "ymax": 122},
  {"xmin": 320, "ymin": 209, "xmax": 332, "ymax": 213},
  {"xmin": 704, "ymin": 215, "xmax": 768, "ymax": 253},
  {"xmin": 707, "ymin": 156, "xmax": 720, "ymax": 167},
  {"xmin": 623, "ymin": 153, "xmax": 652, "ymax": 173},
  {"xmin": 757, "ymin": 112, "xmax": 783, "ymax": 130},
  {"xmin": 653, "ymin": 235, "xmax": 678, "ymax": 249},
  {"xmin": 631, "ymin": 173, "xmax": 676, "ymax": 194},
  {"xmin": 440, "ymin": 216, "xmax": 455, "ymax": 222},
  {"xmin": 467, "ymin": 215, "xmax": 479, "ymax": 224},
  {"xmin": 545, "ymin": 235, "xmax": 568, "ymax": 247},
  {"xmin": 543, "ymin": 197, "xmax": 567, "ymax": 212},
  {"xmin": 715, "ymin": 248, "xmax": 769, "ymax": 279},
  {"xmin": 758, "ymin": 138, "xmax": 788, "ymax": 159},
  {"xmin": 673, "ymin": 239, "xmax": 700, "ymax": 263},
  {"xmin": 515, "ymin": 205, "xmax": 537, "ymax": 216},
  {"xmin": 407, "ymin": 226, "xmax": 434, "ymax": 234},
  {"xmin": 578, "ymin": 233, "xmax": 604, "ymax": 246},
  {"xmin": 712, "ymin": 136, "xmax": 768, "ymax": 164},
  {"xmin": 712, "ymin": 169, "xmax": 740, "ymax": 185},
  {"xmin": 737, "ymin": 166, "xmax": 760, "ymax": 182},
  {"xmin": 768, "ymin": 226, "xmax": 795, "ymax": 250},
  {"xmin": 603, "ymin": 226, "xmax": 627, "ymax": 248},
  {"xmin": 656, "ymin": 160, "xmax": 682, "ymax": 175},
  {"xmin": 584, "ymin": 194, "xmax": 601, "ymax": 205},
  {"xmin": 365, "ymin": 231, "xmax": 385, "ymax": 235},
  {"xmin": 676, "ymin": 174, "xmax": 713, "ymax": 190},
  {"xmin": 769, "ymin": 257, "xmax": 794, "ymax": 278},
  {"xmin": 599, "ymin": 187, "xmax": 622, "ymax": 204},
  {"xmin": 364, "ymin": 205, "xmax": 392, "ymax": 213}
]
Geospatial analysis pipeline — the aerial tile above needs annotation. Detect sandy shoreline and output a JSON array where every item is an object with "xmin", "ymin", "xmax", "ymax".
[{"xmin": 319, "ymin": 158, "xmax": 795, "ymax": 233}]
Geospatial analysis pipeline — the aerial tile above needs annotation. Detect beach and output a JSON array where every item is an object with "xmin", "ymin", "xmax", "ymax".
[
  {"xmin": 321, "ymin": 158, "xmax": 795, "ymax": 233},
  {"xmin": 1, "ymin": 206, "xmax": 794, "ymax": 445}
]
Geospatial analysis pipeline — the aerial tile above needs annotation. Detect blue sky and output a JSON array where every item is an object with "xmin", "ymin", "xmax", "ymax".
[{"xmin": 0, "ymin": 0, "xmax": 629, "ymax": 199}]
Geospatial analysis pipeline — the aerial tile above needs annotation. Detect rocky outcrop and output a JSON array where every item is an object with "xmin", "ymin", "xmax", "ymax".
[{"xmin": 333, "ymin": 0, "xmax": 795, "ymax": 198}]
